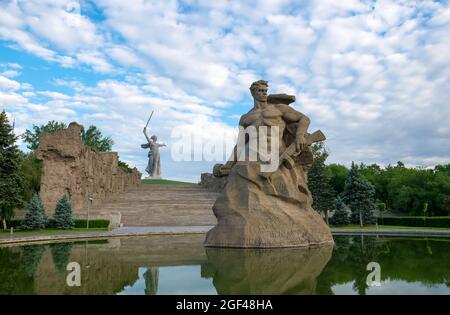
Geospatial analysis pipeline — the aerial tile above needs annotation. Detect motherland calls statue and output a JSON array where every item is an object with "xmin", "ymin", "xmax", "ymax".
[
  {"xmin": 141, "ymin": 111, "xmax": 166, "ymax": 179},
  {"xmin": 204, "ymin": 80, "xmax": 334, "ymax": 248}
]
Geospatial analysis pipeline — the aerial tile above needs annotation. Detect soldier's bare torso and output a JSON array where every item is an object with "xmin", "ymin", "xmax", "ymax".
[{"xmin": 240, "ymin": 103, "xmax": 296, "ymax": 151}]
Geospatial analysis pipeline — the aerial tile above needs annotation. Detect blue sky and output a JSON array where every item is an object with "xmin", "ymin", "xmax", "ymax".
[{"xmin": 1, "ymin": 0, "xmax": 449, "ymax": 182}]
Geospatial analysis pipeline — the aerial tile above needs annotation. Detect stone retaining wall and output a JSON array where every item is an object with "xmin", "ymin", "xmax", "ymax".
[{"xmin": 36, "ymin": 122, "xmax": 141, "ymax": 213}]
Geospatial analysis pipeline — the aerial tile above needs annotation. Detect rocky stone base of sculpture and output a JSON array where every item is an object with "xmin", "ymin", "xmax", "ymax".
[
  {"xmin": 204, "ymin": 162, "xmax": 334, "ymax": 248},
  {"xmin": 199, "ymin": 173, "xmax": 228, "ymax": 193}
]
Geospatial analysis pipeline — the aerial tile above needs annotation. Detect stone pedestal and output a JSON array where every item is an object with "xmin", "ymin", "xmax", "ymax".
[{"xmin": 204, "ymin": 162, "xmax": 334, "ymax": 248}]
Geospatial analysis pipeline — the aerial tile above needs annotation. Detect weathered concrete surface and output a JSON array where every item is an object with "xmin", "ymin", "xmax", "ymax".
[
  {"xmin": 36, "ymin": 122, "xmax": 141, "ymax": 213},
  {"xmin": 75, "ymin": 184, "xmax": 219, "ymax": 226}
]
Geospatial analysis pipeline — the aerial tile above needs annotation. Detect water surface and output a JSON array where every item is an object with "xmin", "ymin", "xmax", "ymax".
[{"xmin": 0, "ymin": 234, "xmax": 449, "ymax": 295}]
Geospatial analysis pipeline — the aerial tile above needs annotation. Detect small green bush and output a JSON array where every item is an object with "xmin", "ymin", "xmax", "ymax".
[
  {"xmin": 74, "ymin": 219, "xmax": 109, "ymax": 228},
  {"xmin": 377, "ymin": 216, "xmax": 450, "ymax": 228}
]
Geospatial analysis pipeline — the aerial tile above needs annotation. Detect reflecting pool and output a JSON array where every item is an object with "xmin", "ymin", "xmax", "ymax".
[{"xmin": 0, "ymin": 234, "xmax": 449, "ymax": 294}]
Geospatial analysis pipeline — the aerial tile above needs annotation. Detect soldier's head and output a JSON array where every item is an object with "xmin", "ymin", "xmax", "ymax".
[
  {"xmin": 250, "ymin": 80, "xmax": 268, "ymax": 102},
  {"xmin": 151, "ymin": 135, "xmax": 157, "ymax": 141}
]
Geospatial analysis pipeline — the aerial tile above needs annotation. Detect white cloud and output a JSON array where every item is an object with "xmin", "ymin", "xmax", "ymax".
[
  {"xmin": 2, "ymin": 0, "xmax": 450, "ymax": 180},
  {"xmin": 0, "ymin": 75, "xmax": 21, "ymax": 91}
]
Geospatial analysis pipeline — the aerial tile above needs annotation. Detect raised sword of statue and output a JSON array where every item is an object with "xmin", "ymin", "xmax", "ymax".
[{"xmin": 144, "ymin": 110, "xmax": 154, "ymax": 130}]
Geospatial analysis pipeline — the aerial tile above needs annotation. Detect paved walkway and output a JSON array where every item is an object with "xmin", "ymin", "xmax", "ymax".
[
  {"xmin": 0, "ymin": 226, "xmax": 214, "ymax": 245},
  {"xmin": 1, "ymin": 226, "xmax": 450, "ymax": 245}
]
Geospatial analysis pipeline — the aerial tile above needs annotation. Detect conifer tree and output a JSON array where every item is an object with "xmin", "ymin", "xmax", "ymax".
[
  {"xmin": 0, "ymin": 110, "xmax": 23, "ymax": 229},
  {"xmin": 21, "ymin": 194, "xmax": 46, "ymax": 230},
  {"xmin": 343, "ymin": 162, "xmax": 376, "ymax": 226},
  {"xmin": 329, "ymin": 197, "xmax": 350, "ymax": 226},
  {"xmin": 53, "ymin": 194, "xmax": 75, "ymax": 229}
]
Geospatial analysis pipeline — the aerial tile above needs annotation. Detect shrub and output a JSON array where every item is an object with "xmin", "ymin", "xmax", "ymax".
[{"xmin": 74, "ymin": 219, "xmax": 109, "ymax": 228}]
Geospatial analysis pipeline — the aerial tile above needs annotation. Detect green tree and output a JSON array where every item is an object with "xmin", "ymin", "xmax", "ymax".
[
  {"xmin": 18, "ymin": 152, "xmax": 42, "ymax": 203},
  {"xmin": 329, "ymin": 197, "xmax": 350, "ymax": 226},
  {"xmin": 308, "ymin": 142, "xmax": 336, "ymax": 224},
  {"xmin": 53, "ymin": 194, "xmax": 75, "ymax": 229},
  {"xmin": 81, "ymin": 125, "xmax": 114, "ymax": 152},
  {"xmin": 23, "ymin": 121, "xmax": 114, "ymax": 152},
  {"xmin": 326, "ymin": 163, "xmax": 349, "ymax": 195},
  {"xmin": 22, "ymin": 120, "xmax": 67, "ymax": 151},
  {"xmin": 0, "ymin": 111, "xmax": 23, "ymax": 229},
  {"xmin": 343, "ymin": 162, "xmax": 376, "ymax": 227},
  {"xmin": 21, "ymin": 194, "xmax": 47, "ymax": 230}
]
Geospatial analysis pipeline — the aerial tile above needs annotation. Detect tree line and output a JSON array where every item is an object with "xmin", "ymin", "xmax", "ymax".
[{"xmin": 308, "ymin": 142, "xmax": 450, "ymax": 226}]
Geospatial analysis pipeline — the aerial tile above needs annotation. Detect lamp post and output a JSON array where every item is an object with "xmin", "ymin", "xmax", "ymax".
[{"xmin": 87, "ymin": 197, "xmax": 93, "ymax": 229}]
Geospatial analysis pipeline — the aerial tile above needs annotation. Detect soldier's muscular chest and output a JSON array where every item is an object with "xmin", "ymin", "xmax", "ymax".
[{"xmin": 241, "ymin": 106, "xmax": 283, "ymax": 127}]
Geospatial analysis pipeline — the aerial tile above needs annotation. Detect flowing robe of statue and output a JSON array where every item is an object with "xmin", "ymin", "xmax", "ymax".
[
  {"xmin": 204, "ymin": 81, "xmax": 334, "ymax": 248},
  {"xmin": 140, "ymin": 141, "xmax": 158, "ymax": 176},
  {"xmin": 141, "ymin": 129, "xmax": 165, "ymax": 178}
]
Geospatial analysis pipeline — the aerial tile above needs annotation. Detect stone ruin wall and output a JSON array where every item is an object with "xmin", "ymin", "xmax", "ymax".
[{"xmin": 36, "ymin": 122, "xmax": 141, "ymax": 213}]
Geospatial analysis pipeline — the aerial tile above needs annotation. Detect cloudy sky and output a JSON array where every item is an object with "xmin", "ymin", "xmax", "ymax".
[{"xmin": 1, "ymin": 0, "xmax": 449, "ymax": 182}]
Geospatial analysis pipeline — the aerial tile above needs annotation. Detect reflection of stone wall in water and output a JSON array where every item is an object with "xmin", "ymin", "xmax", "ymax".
[
  {"xmin": 32, "ymin": 235, "xmax": 206, "ymax": 295},
  {"xmin": 201, "ymin": 245, "xmax": 333, "ymax": 294},
  {"xmin": 36, "ymin": 122, "xmax": 141, "ymax": 213},
  {"xmin": 34, "ymin": 243, "xmax": 140, "ymax": 295}
]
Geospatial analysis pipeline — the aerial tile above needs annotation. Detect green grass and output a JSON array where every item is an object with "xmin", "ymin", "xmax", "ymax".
[
  {"xmin": 331, "ymin": 224, "xmax": 450, "ymax": 231},
  {"xmin": 0, "ymin": 228, "xmax": 109, "ymax": 237},
  {"xmin": 141, "ymin": 178, "xmax": 197, "ymax": 185}
]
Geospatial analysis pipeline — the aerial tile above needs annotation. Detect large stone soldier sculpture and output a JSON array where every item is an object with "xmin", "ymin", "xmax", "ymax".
[{"xmin": 204, "ymin": 80, "xmax": 334, "ymax": 248}]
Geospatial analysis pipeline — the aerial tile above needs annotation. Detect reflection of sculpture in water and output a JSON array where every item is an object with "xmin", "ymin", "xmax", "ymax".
[
  {"xmin": 204, "ymin": 80, "xmax": 334, "ymax": 248},
  {"xmin": 141, "ymin": 113, "xmax": 166, "ymax": 178},
  {"xmin": 201, "ymin": 245, "xmax": 333, "ymax": 294},
  {"xmin": 144, "ymin": 267, "xmax": 159, "ymax": 295}
]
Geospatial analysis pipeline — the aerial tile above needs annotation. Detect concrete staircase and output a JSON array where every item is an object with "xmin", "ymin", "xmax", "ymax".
[{"xmin": 75, "ymin": 184, "xmax": 219, "ymax": 227}]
